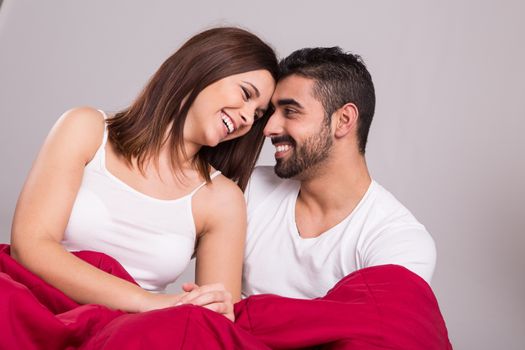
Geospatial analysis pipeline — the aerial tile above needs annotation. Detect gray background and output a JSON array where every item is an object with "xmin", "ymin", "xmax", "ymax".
[{"xmin": 1, "ymin": 1, "xmax": 523, "ymax": 349}]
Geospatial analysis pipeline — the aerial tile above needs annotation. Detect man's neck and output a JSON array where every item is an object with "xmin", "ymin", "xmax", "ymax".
[{"xmin": 294, "ymin": 154, "xmax": 371, "ymax": 238}]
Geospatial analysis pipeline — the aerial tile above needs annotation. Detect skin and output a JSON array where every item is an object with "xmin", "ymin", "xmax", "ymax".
[
  {"xmin": 264, "ymin": 74, "xmax": 372, "ymax": 238},
  {"xmin": 184, "ymin": 70, "xmax": 273, "ymax": 151},
  {"xmin": 10, "ymin": 69, "xmax": 275, "ymax": 321}
]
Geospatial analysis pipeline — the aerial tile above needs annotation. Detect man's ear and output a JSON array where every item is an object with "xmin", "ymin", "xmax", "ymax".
[{"xmin": 333, "ymin": 103, "xmax": 358, "ymax": 138}]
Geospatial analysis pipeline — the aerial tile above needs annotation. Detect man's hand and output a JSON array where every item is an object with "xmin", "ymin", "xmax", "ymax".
[{"xmin": 179, "ymin": 282, "xmax": 235, "ymax": 322}]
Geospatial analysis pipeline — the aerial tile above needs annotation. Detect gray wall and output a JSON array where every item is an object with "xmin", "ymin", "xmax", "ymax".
[{"xmin": 1, "ymin": 1, "xmax": 523, "ymax": 348}]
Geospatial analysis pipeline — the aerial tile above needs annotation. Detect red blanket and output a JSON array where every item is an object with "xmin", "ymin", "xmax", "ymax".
[{"xmin": 0, "ymin": 244, "xmax": 452, "ymax": 349}]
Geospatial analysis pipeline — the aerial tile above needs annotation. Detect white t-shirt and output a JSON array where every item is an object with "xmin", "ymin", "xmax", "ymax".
[{"xmin": 242, "ymin": 166, "xmax": 436, "ymax": 299}]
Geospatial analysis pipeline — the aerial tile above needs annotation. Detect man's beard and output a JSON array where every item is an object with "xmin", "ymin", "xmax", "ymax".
[{"xmin": 274, "ymin": 122, "xmax": 333, "ymax": 179}]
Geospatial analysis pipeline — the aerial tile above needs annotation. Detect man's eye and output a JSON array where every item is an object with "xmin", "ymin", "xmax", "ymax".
[
  {"xmin": 284, "ymin": 108, "xmax": 296, "ymax": 115},
  {"xmin": 242, "ymin": 87, "xmax": 251, "ymax": 101}
]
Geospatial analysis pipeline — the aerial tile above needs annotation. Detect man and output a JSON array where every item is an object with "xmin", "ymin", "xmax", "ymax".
[
  {"xmin": 228, "ymin": 47, "xmax": 451, "ymax": 349},
  {"xmin": 243, "ymin": 47, "xmax": 436, "ymax": 299}
]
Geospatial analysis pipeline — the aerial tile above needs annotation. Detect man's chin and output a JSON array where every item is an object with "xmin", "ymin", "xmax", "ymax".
[{"xmin": 274, "ymin": 161, "xmax": 301, "ymax": 179}]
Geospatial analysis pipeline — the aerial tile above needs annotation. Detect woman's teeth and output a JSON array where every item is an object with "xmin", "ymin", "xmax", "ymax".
[{"xmin": 221, "ymin": 113, "xmax": 235, "ymax": 134}]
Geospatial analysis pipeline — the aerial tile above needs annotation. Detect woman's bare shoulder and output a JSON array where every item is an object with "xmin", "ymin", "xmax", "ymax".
[
  {"xmin": 56, "ymin": 106, "xmax": 105, "ymax": 130},
  {"xmin": 192, "ymin": 172, "xmax": 247, "ymax": 238},
  {"xmin": 51, "ymin": 107, "xmax": 106, "ymax": 162},
  {"xmin": 207, "ymin": 173, "xmax": 244, "ymax": 201},
  {"xmin": 193, "ymin": 172, "xmax": 246, "ymax": 214}
]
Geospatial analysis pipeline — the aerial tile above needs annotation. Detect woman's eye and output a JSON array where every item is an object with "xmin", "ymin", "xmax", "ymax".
[{"xmin": 242, "ymin": 87, "xmax": 251, "ymax": 101}]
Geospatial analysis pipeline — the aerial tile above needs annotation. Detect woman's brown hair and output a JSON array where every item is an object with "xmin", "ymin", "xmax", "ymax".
[{"xmin": 107, "ymin": 27, "xmax": 279, "ymax": 190}]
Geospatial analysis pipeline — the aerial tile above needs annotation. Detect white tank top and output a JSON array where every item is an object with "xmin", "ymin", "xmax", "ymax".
[{"xmin": 62, "ymin": 110, "xmax": 221, "ymax": 292}]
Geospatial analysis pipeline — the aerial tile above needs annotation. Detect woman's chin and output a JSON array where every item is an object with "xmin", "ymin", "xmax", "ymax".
[
  {"xmin": 203, "ymin": 131, "xmax": 234, "ymax": 147},
  {"xmin": 205, "ymin": 137, "xmax": 222, "ymax": 148}
]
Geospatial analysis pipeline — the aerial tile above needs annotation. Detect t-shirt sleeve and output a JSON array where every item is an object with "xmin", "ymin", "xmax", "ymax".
[
  {"xmin": 360, "ymin": 225, "xmax": 437, "ymax": 284},
  {"xmin": 244, "ymin": 166, "xmax": 279, "ymax": 215}
]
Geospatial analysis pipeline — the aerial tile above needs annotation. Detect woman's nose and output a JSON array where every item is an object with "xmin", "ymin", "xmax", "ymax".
[{"xmin": 239, "ymin": 108, "xmax": 255, "ymax": 126}]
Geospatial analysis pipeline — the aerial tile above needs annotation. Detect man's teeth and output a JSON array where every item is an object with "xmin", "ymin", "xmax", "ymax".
[
  {"xmin": 221, "ymin": 113, "xmax": 235, "ymax": 134},
  {"xmin": 275, "ymin": 144, "xmax": 291, "ymax": 152}
]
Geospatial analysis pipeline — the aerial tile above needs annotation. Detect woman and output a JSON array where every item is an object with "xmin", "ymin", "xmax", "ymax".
[{"xmin": 9, "ymin": 27, "xmax": 278, "ymax": 322}]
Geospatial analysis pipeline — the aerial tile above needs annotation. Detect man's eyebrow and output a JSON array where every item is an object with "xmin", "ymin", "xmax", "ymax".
[
  {"xmin": 242, "ymin": 81, "xmax": 260, "ymax": 98},
  {"xmin": 276, "ymin": 98, "xmax": 304, "ymax": 109}
]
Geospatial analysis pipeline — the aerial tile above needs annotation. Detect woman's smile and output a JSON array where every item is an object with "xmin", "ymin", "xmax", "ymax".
[{"xmin": 220, "ymin": 110, "xmax": 236, "ymax": 135}]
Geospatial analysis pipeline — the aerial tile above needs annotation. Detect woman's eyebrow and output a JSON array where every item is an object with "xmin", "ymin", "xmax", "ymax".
[{"xmin": 242, "ymin": 81, "xmax": 260, "ymax": 97}]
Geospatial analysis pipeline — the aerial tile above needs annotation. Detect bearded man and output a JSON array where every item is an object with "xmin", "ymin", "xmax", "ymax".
[{"xmin": 242, "ymin": 47, "xmax": 436, "ymax": 299}]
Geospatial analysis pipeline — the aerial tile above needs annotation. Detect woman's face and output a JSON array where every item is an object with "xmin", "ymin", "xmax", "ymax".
[{"xmin": 185, "ymin": 69, "xmax": 275, "ymax": 148}]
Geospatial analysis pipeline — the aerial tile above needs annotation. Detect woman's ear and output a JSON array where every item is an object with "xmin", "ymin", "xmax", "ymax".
[{"xmin": 333, "ymin": 103, "xmax": 358, "ymax": 138}]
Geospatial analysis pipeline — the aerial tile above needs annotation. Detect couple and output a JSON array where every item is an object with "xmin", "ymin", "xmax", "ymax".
[{"xmin": 3, "ymin": 27, "xmax": 451, "ymax": 349}]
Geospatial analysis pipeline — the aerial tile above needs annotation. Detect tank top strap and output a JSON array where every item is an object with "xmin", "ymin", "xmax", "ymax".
[
  {"xmin": 189, "ymin": 170, "xmax": 222, "ymax": 197},
  {"xmin": 87, "ymin": 109, "xmax": 110, "ymax": 170},
  {"xmin": 97, "ymin": 109, "xmax": 110, "ymax": 148}
]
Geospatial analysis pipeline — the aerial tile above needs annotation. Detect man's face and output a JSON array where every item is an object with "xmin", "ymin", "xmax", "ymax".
[{"xmin": 264, "ymin": 75, "xmax": 333, "ymax": 179}]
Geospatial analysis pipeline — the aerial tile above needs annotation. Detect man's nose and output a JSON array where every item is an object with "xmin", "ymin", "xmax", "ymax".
[{"xmin": 263, "ymin": 110, "xmax": 282, "ymax": 137}]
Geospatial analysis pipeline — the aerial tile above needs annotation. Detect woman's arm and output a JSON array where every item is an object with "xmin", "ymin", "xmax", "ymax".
[
  {"xmin": 10, "ymin": 107, "xmax": 184, "ymax": 312},
  {"xmin": 194, "ymin": 177, "xmax": 246, "ymax": 301},
  {"xmin": 182, "ymin": 177, "xmax": 247, "ymax": 320}
]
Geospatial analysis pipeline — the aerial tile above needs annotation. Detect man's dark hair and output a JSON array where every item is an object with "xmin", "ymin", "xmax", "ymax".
[{"xmin": 279, "ymin": 47, "xmax": 375, "ymax": 154}]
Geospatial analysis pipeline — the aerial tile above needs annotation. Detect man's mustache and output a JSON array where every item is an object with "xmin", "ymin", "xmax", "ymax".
[{"xmin": 270, "ymin": 135, "xmax": 296, "ymax": 146}]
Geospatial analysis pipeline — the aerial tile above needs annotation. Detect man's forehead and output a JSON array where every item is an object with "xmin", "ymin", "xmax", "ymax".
[{"xmin": 272, "ymin": 75, "xmax": 316, "ymax": 103}]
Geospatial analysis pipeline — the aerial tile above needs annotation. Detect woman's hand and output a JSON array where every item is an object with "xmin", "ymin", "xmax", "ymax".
[
  {"xmin": 177, "ymin": 282, "xmax": 234, "ymax": 321},
  {"xmin": 136, "ymin": 283, "xmax": 234, "ymax": 321},
  {"xmin": 135, "ymin": 291, "xmax": 187, "ymax": 313}
]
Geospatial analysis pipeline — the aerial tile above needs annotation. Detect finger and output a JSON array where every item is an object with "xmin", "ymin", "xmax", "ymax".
[
  {"xmin": 181, "ymin": 282, "xmax": 199, "ymax": 293},
  {"xmin": 202, "ymin": 303, "xmax": 235, "ymax": 322},
  {"xmin": 178, "ymin": 283, "xmax": 228, "ymax": 305},
  {"xmin": 184, "ymin": 290, "xmax": 230, "ymax": 307},
  {"xmin": 201, "ymin": 301, "xmax": 230, "ymax": 314},
  {"xmin": 177, "ymin": 287, "xmax": 202, "ymax": 305},
  {"xmin": 193, "ymin": 288, "xmax": 231, "ymax": 305}
]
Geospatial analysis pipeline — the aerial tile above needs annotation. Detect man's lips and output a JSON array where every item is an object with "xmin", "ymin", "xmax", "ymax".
[
  {"xmin": 274, "ymin": 143, "xmax": 292, "ymax": 157},
  {"xmin": 271, "ymin": 136, "xmax": 295, "ymax": 158}
]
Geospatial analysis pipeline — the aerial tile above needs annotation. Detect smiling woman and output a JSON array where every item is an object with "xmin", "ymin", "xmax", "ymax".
[
  {"xmin": 108, "ymin": 27, "xmax": 278, "ymax": 190},
  {"xmin": 6, "ymin": 26, "xmax": 278, "ymax": 335},
  {"xmin": 184, "ymin": 69, "xmax": 274, "ymax": 153}
]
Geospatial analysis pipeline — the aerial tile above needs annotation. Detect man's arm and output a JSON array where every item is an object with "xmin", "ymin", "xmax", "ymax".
[{"xmin": 359, "ymin": 224, "xmax": 436, "ymax": 284}]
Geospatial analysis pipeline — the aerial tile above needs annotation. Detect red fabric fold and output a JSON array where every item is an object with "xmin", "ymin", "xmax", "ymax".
[
  {"xmin": 0, "ymin": 244, "xmax": 125, "ymax": 349},
  {"xmin": 0, "ymin": 244, "xmax": 266, "ymax": 349},
  {"xmin": 234, "ymin": 265, "xmax": 452, "ymax": 350},
  {"xmin": 0, "ymin": 244, "xmax": 452, "ymax": 349}
]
